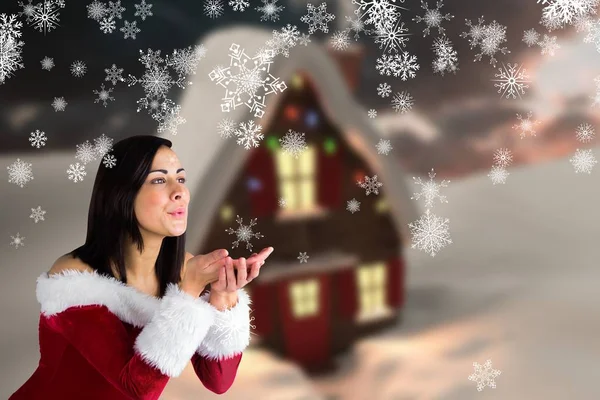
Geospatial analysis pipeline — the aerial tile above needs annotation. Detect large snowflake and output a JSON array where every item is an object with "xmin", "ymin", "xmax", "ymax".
[
  {"xmin": 279, "ymin": 129, "xmax": 307, "ymax": 158},
  {"xmin": 7, "ymin": 158, "xmax": 33, "ymax": 188},
  {"xmin": 235, "ymin": 120, "xmax": 264, "ymax": 149},
  {"xmin": 409, "ymin": 209, "xmax": 452, "ymax": 257},
  {"xmin": 492, "ymin": 63, "xmax": 530, "ymax": 99},
  {"xmin": 570, "ymin": 148, "xmax": 597, "ymax": 173},
  {"xmin": 468, "ymin": 359, "xmax": 501, "ymax": 392},
  {"xmin": 255, "ymin": 0, "xmax": 285, "ymax": 22},
  {"xmin": 209, "ymin": 43, "xmax": 287, "ymax": 118},
  {"xmin": 226, "ymin": 215, "xmax": 264, "ymax": 252},
  {"xmin": 412, "ymin": 0, "xmax": 454, "ymax": 37},
  {"xmin": 432, "ymin": 35, "xmax": 459, "ymax": 75},
  {"xmin": 372, "ymin": 19, "xmax": 410, "ymax": 53},
  {"xmin": 376, "ymin": 51, "xmax": 419, "ymax": 80},
  {"xmin": 25, "ymin": 0, "xmax": 64, "ymax": 35},
  {"xmin": 357, "ymin": 174, "xmax": 383, "ymax": 196},
  {"xmin": 0, "ymin": 14, "xmax": 25, "ymax": 85},
  {"xmin": 488, "ymin": 165, "xmax": 509, "ymax": 185},
  {"xmin": 376, "ymin": 138, "xmax": 393, "ymax": 155},
  {"xmin": 538, "ymin": 0, "xmax": 599, "ymax": 31},
  {"xmin": 266, "ymin": 24, "xmax": 300, "ymax": 58},
  {"xmin": 391, "ymin": 91, "xmax": 414, "ymax": 113},
  {"xmin": 351, "ymin": 0, "xmax": 407, "ymax": 31},
  {"xmin": 460, "ymin": 16, "xmax": 510, "ymax": 67},
  {"xmin": 575, "ymin": 122, "xmax": 595, "ymax": 142},
  {"xmin": 300, "ymin": 2, "xmax": 335, "ymax": 34},
  {"xmin": 410, "ymin": 168, "xmax": 450, "ymax": 208}
]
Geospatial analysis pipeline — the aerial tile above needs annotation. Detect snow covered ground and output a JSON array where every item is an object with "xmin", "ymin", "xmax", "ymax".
[{"xmin": 1, "ymin": 147, "xmax": 600, "ymax": 399}]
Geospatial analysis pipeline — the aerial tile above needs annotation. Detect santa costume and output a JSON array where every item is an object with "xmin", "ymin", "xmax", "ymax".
[{"xmin": 9, "ymin": 269, "xmax": 252, "ymax": 399}]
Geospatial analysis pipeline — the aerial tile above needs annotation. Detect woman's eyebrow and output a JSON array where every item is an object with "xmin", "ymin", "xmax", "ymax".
[{"xmin": 148, "ymin": 168, "xmax": 186, "ymax": 174}]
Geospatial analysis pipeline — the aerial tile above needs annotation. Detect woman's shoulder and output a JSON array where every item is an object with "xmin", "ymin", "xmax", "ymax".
[{"xmin": 48, "ymin": 254, "xmax": 94, "ymax": 276}]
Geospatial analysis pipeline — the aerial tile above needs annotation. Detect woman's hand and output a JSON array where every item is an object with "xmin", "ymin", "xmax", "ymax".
[{"xmin": 210, "ymin": 247, "xmax": 273, "ymax": 293}]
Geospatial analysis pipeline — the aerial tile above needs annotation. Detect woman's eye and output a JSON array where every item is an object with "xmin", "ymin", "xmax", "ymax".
[{"xmin": 151, "ymin": 178, "xmax": 186, "ymax": 184}]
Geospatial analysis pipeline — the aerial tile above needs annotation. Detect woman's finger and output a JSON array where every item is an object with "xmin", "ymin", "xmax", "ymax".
[{"xmin": 226, "ymin": 257, "xmax": 237, "ymax": 290}]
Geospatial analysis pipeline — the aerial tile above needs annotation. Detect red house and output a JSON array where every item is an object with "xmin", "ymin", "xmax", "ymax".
[{"xmin": 165, "ymin": 26, "xmax": 420, "ymax": 373}]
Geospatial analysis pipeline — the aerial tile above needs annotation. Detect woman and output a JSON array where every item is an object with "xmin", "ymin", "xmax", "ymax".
[{"xmin": 9, "ymin": 135, "xmax": 274, "ymax": 399}]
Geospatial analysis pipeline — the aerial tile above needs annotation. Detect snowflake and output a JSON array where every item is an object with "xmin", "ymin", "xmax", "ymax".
[
  {"xmin": 278, "ymin": 197, "xmax": 286, "ymax": 208},
  {"xmin": 102, "ymin": 153, "xmax": 117, "ymax": 168},
  {"xmin": 99, "ymin": 17, "xmax": 115, "ymax": 33},
  {"xmin": 368, "ymin": 109, "xmax": 377, "ymax": 118},
  {"xmin": 279, "ymin": 129, "xmax": 307, "ymax": 158},
  {"xmin": 570, "ymin": 148, "xmax": 597, "ymax": 173},
  {"xmin": 67, "ymin": 162, "xmax": 87, "ymax": 183},
  {"xmin": 40, "ymin": 56, "xmax": 54, "ymax": 70},
  {"xmin": 120, "ymin": 20, "xmax": 140, "ymax": 39},
  {"xmin": 204, "ymin": 309, "xmax": 257, "ymax": 350},
  {"xmin": 512, "ymin": 111, "xmax": 540, "ymax": 139},
  {"xmin": 492, "ymin": 63, "xmax": 530, "ymax": 99},
  {"xmin": 493, "ymin": 148, "xmax": 513, "ymax": 167},
  {"xmin": 357, "ymin": 174, "xmax": 383, "ymax": 196},
  {"xmin": 93, "ymin": 84, "xmax": 115, "ymax": 107},
  {"xmin": 0, "ymin": 16, "xmax": 25, "ymax": 85},
  {"xmin": 51, "ymin": 96, "xmax": 67, "ymax": 111},
  {"xmin": 372, "ymin": 19, "xmax": 410, "ymax": 54},
  {"xmin": 134, "ymin": 0, "xmax": 153, "ymax": 20},
  {"xmin": 10, "ymin": 233, "xmax": 25, "ymax": 249},
  {"xmin": 229, "ymin": 0, "xmax": 249, "ymax": 11},
  {"xmin": 576, "ymin": 123, "xmax": 595, "ymax": 142},
  {"xmin": 93, "ymin": 133, "xmax": 114, "ymax": 156},
  {"xmin": 377, "ymin": 82, "xmax": 392, "ymax": 98},
  {"xmin": 376, "ymin": 52, "xmax": 419, "ymax": 81},
  {"xmin": 522, "ymin": 28, "xmax": 540, "ymax": 47},
  {"xmin": 208, "ymin": 43, "xmax": 287, "ymax": 118},
  {"xmin": 574, "ymin": 13, "xmax": 595, "ymax": 32},
  {"xmin": 376, "ymin": 138, "xmax": 392, "ymax": 155},
  {"xmin": 87, "ymin": 1, "xmax": 107, "ymax": 20},
  {"xmin": 105, "ymin": 64, "xmax": 124, "ymax": 85},
  {"xmin": 408, "ymin": 209, "xmax": 452, "ymax": 257},
  {"xmin": 30, "ymin": 206, "xmax": 46, "ymax": 223},
  {"xmin": 468, "ymin": 359, "xmax": 501, "ymax": 392},
  {"xmin": 300, "ymin": 2, "xmax": 335, "ymax": 34},
  {"xmin": 204, "ymin": 0, "xmax": 224, "ymax": 18},
  {"xmin": 70, "ymin": 60, "xmax": 87, "ymax": 77},
  {"xmin": 75, "ymin": 140, "xmax": 98, "ymax": 164},
  {"xmin": 412, "ymin": 0, "xmax": 454, "ymax": 37},
  {"xmin": 168, "ymin": 44, "xmax": 207, "ymax": 76},
  {"xmin": 351, "ymin": 0, "xmax": 406, "ymax": 31},
  {"xmin": 157, "ymin": 105, "xmax": 186, "ymax": 135},
  {"xmin": 345, "ymin": 15, "xmax": 366, "ymax": 40},
  {"xmin": 7, "ymin": 158, "xmax": 33, "ymax": 188},
  {"xmin": 539, "ymin": 34, "xmax": 560, "ymax": 55},
  {"xmin": 235, "ymin": 120, "xmax": 264, "ymax": 150},
  {"xmin": 226, "ymin": 215, "xmax": 264, "ymax": 252},
  {"xmin": 297, "ymin": 252, "xmax": 309, "ymax": 263},
  {"xmin": 488, "ymin": 165, "xmax": 509, "ymax": 184},
  {"xmin": 18, "ymin": 1, "xmax": 37, "ymax": 21},
  {"xmin": 218, "ymin": 118, "xmax": 237, "ymax": 139},
  {"xmin": 539, "ymin": 0, "xmax": 599, "ymax": 31},
  {"xmin": 107, "ymin": 0, "xmax": 125, "ymax": 19},
  {"xmin": 29, "ymin": 129, "xmax": 47, "ymax": 148},
  {"xmin": 411, "ymin": 168, "xmax": 449, "ymax": 208},
  {"xmin": 391, "ymin": 91, "xmax": 414, "ymax": 114},
  {"xmin": 460, "ymin": 16, "xmax": 510, "ymax": 67},
  {"xmin": 330, "ymin": 30, "xmax": 350, "ymax": 51},
  {"xmin": 298, "ymin": 33, "xmax": 311, "ymax": 46},
  {"xmin": 255, "ymin": 0, "xmax": 285, "ymax": 22},
  {"xmin": 346, "ymin": 198, "xmax": 361, "ymax": 214},
  {"xmin": 28, "ymin": 1, "xmax": 62, "ymax": 35},
  {"xmin": 266, "ymin": 24, "xmax": 300, "ymax": 58},
  {"xmin": 432, "ymin": 35, "xmax": 459, "ymax": 75}
]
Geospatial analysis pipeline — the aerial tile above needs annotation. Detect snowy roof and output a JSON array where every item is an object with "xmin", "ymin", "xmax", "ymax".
[{"xmin": 161, "ymin": 25, "xmax": 420, "ymax": 251}]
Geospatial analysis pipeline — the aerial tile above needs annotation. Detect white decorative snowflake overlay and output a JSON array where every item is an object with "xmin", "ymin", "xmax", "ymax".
[
  {"xmin": 408, "ymin": 208, "xmax": 452, "ymax": 257},
  {"xmin": 492, "ymin": 63, "xmax": 530, "ymax": 99},
  {"xmin": 7, "ymin": 158, "xmax": 34, "ymax": 188},
  {"xmin": 279, "ymin": 129, "xmax": 307, "ymax": 158},
  {"xmin": 30, "ymin": 206, "xmax": 46, "ymax": 223},
  {"xmin": 570, "ymin": 148, "xmax": 597, "ymax": 174},
  {"xmin": 235, "ymin": 120, "xmax": 264, "ymax": 150},
  {"xmin": 226, "ymin": 215, "xmax": 264, "ymax": 252},
  {"xmin": 357, "ymin": 175, "xmax": 383, "ymax": 196},
  {"xmin": 468, "ymin": 359, "xmax": 501, "ymax": 391},
  {"xmin": 297, "ymin": 252, "xmax": 309, "ymax": 263},
  {"xmin": 488, "ymin": 165, "xmax": 509, "ymax": 185},
  {"xmin": 513, "ymin": 111, "xmax": 540, "ymax": 139},
  {"xmin": 376, "ymin": 138, "xmax": 392, "ymax": 155},
  {"xmin": 411, "ymin": 168, "xmax": 450, "ymax": 208},
  {"xmin": 346, "ymin": 198, "xmax": 361, "ymax": 214},
  {"xmin": 10, "ymin": 232, "xmax": 25, "ymax": 249}
]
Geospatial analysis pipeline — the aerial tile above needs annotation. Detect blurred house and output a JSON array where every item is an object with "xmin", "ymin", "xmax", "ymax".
[{"xmin": 165, "ymin": 26, "xmax": 420, "ymax": 372}]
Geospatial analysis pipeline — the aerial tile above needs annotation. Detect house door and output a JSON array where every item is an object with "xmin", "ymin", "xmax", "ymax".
[{"xmin": 278, "ymin": 274, "xmax": 331, "ymax": 368}]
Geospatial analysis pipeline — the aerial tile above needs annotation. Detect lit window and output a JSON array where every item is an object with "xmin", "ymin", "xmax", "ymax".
[
  {"xmin": 219, "ymin": 205, "xmax": 234, "ymax": 222},
  {"xmin": 289, "ymin": 279, "xmax": 320, "ymax": 319},
  {"xmin": 356, "ymin": 262, "xmax": 391, "ymax": 321},
  {"xmin": 274, "ymin": 144, "xmax": 316, "ymax": 211}
]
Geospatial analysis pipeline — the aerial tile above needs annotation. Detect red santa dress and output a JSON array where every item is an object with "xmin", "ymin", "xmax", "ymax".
[{"xmin": 9, "ymin": 269, "xmax": 253, "ymax": 400}]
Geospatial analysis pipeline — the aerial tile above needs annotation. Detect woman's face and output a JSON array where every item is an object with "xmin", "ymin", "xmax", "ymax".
[{"xmin": 134, "ymin": 146, "xmax": 190, "ymax": 238}]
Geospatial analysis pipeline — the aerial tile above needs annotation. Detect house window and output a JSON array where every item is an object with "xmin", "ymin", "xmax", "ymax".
[
  {"xmin": 289, "ymin": 278, "xmax": 320, "ymax": 319},
  {"xmin": 356, "ymin": 262, "xmax": 393, "ymax": 322},
  {"xmin": 274, "ymin": 144, "xmax": 316, "ymax": 212}
]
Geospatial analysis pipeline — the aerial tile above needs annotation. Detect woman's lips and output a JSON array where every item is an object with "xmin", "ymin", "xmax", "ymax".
[{"xmin": 168, "ymin": 211, "xmax": 186, "ymax": 218}]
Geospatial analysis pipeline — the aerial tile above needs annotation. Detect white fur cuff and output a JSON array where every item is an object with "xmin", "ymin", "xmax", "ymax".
[
  {"xmin": 196, "ymin": 288, "xmax": 253, "ymax": 361},
  {"xmin": 134, "ymin": 284, "xmax": 215, "ymax": 377}
]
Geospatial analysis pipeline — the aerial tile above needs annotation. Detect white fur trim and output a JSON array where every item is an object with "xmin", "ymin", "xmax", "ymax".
[
  {"xmin": 196, "ymin": 288, "xmax": 253, "ymax": 361},
  {"xmin": 134, "ymin": 283, "xmax": 216, "ymax": 377},
  {"xmin": 36, "ymin": 269, "xmax": 159, "ymax": 327}
]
